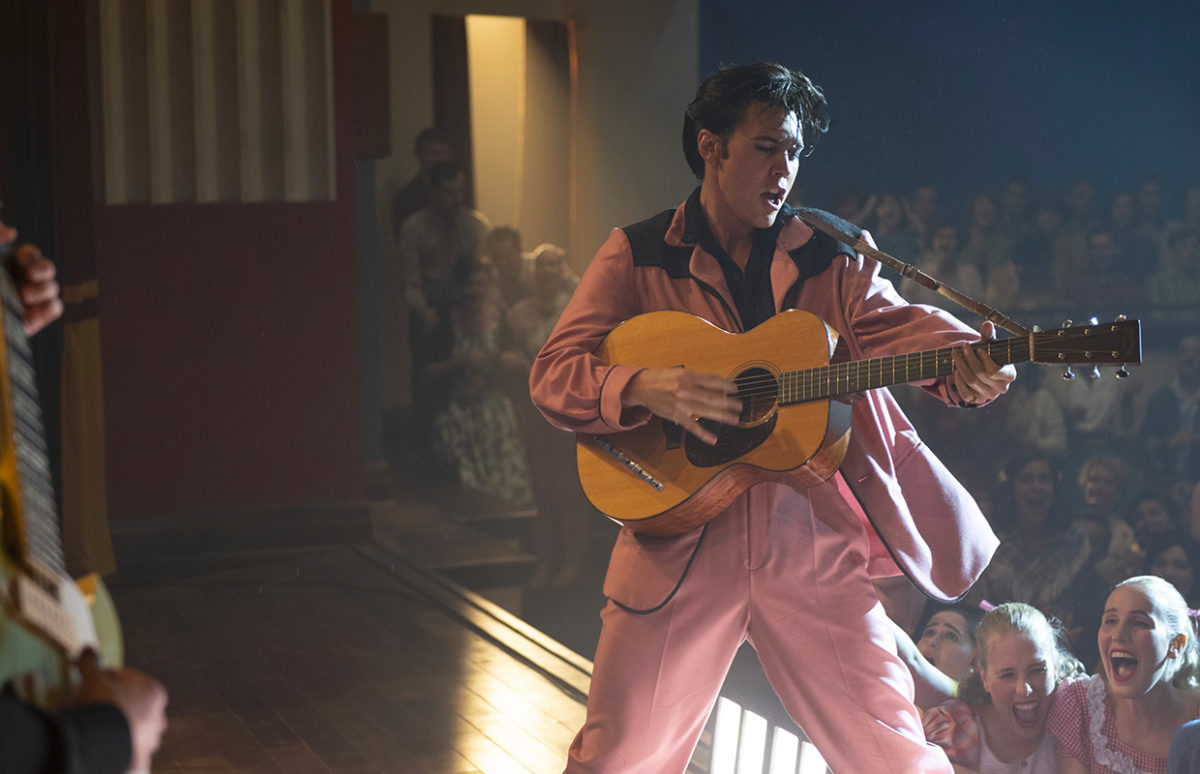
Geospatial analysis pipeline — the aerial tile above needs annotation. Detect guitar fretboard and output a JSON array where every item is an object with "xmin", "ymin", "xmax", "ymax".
[
  {"xmin": 779, "ymin": 338, "xmax": 1031, "ymax": 404},
  {"xmin": 0, "ymin": 249, "xmax": 65, "ymax": 578}
]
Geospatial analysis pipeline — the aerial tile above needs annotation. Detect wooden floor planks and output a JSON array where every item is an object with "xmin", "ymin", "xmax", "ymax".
[{"xmin": 107, "ymin": 544, "xmax": 587, "ymax": 774}]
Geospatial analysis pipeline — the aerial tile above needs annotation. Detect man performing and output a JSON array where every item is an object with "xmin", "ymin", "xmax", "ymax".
[{"xmin": 529, "ymin": 62, "xmax": 1015, "ymax": 773}]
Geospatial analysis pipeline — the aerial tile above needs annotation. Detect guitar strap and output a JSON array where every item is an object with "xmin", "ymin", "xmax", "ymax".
[{"xmin": 795, "ymin": 210, "xmax": 1031, "ymax": 337}]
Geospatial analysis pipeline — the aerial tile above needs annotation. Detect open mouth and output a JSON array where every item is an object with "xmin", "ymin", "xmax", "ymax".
[
  {"xmin": 1012, "ymin": 700, "xmax": 1041, "ymax": 727},
  {"xmin": 1110, "ymin": 650, "xmax": 1139, "ymax": 682},
  {"xmin": 763, "ymin": 190, "xmax": 784, "ymax": 210}
]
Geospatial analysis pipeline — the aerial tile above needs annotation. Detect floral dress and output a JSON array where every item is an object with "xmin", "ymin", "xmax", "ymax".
[{"xmin": 432, "ymin": 318, "xmax": 533, "ymax": 507}]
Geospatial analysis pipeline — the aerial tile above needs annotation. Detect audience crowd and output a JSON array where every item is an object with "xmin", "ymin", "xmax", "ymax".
[{"xmin": 392, "ymin": 128, "xmax": 1200, "ymax": 770}]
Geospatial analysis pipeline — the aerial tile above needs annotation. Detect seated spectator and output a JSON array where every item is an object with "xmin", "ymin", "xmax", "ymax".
[
  {"xmin": 1065, "ymin": 227, "xmax": 1144, "ymax": 315},
  {"xmin": 968, "ymin": 452, "xmax": 1106, "ymax": 667},
  {"xmin": 916, "ymin": 606, "xmax": 983, "ymax": 686},
  {"xmin": 1146, "ymin": 224, "xmax": 1200, "ymax": 314},
  {"xmin": 1132, "ymin": 491, "xmax": 1182, "ymax": 545},
  {"xmin": 1076, "ymin": 455, "xmax": 1141, "ymax": 586},
  {"xmin": 1141, "ymin": 333, "xmax": 1200, "ymax": 494},
  {"xmin": 890, "ymin": 604, "xmax": 983, "ymax": 711},
  {"xmin": 423, "ymin": 262, "xmax": 533, "ymax": 508},
  {"xmin": 1107, "ymin": 190, "xmax": 1160, "ymax": 280},
  {"xmin": 1142, "ymin": 532, "xmax": 1200, "ymax": 608},
  {"xmin": 1001, "ymin": 197, "xmax": 1063, "ymax": 310},
  {"xmin": 1047, "ymin": 576, "xmax": 1200, "ymax": 773},
  {"xmin": 997, "ymin": 176, "xmax": 1031, "ymax": 240},
  {"xmin": 961, "ymin": 190, "xmax": 1013, "ymax": 272},
  {"xmin": 901, "ymin": 221, "xmax": 985, "ymax": 312},
  {"xmin": 1136, "ymin": 175, "xmax": 1165, "ymax": 244},
  {"xmin": 1001, "ymin": 366, "xmax": 1067, "ymax": 456},
  {"xmin": 866, "ymin": 190, "xmax": 921, "ymax": 262},
  {"xmin": 905, "ymin": 183, "xmax": 940, "ymax": 248},
  {"xmin": 924, "ymin": 603, "xmax": 1083, "ymax": 773}
]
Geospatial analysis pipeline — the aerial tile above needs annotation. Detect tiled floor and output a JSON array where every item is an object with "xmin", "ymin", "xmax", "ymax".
[{"xmin": 108, "ymin": 543, "xmax": 588, "ymax": 773}]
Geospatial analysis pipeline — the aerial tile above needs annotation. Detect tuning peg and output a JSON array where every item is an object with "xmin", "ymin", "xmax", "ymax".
[
  {"xmin": 1115, "ymin": 365, "xmax": 1131, "ymax": 379},
  {"xmin": 1088, "ymin": 365, "xmax": 1101, "ymax": 379},
  {"xmin": 1088, "ymin": 316, "xmax": 1099, "ymax": 326},
  {"xmin": 1062, "ymin": 366, "xmax": 1076, "ymax": 381},
  {"xmin": 1061, "ymin": 319, "xmax": 1074, "ymax": 329},
  {"xmin": 1115, "ymin": 314, "xmax": 1127, "ymax": 322}
]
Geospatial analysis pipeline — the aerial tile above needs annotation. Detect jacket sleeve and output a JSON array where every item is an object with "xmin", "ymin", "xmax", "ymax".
[
  {"xmin": 833, "ymin": 229, "xmax": 986, "ymax": 407},
  {"xmin": 0, "ymin": 690, "xmax": 131, "ymax": 774},
  {"xmin": 529, "ymin": 229, "xmax": 653, "ymax": 434}
]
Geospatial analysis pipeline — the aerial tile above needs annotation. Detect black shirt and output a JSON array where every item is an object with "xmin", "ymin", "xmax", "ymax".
[{"xmin": 681, "ymin": 187, "xmax": 788, "ymax": 331}]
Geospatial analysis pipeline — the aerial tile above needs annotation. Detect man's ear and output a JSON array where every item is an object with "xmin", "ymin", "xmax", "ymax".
[{"xmin": 697, "ymin": 129, "xmax": 724, "ymax": 170}]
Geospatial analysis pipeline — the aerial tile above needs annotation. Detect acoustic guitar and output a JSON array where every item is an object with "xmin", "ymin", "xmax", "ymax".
[
  {"xmin": 0, "ymin": 248, "xmax": 123, "ymax": 710},
  {"xmin": 577, "ymin": 309, "xmax": 1141, "ymax": 535}
]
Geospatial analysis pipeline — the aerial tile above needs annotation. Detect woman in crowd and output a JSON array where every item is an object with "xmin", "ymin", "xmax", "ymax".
[
  {"xmin": 1048, "ymin": 575, "xmax": 1200, "ymax": 773},
  {"xmin": 970, "ymin": 453, "xmax": 1105, "ymax": 667},
  {"xmin": 893, "ymin": 605, "xmax": 984, "ymax": 711},
  {"xmin": 1143, "ymin": 532, "xmax": 1200, "ymax": 609},
  {"xmin": 423, "ymin": 261, "xmax": 534, "ymax": 508},
  {"xmin": 1132, "ymin": 492, "xmax": 1182, "ymax": 545},
  {"xmin": 924, "ymin": 602, "xmax": 1083, "ymax": 772},
  {"xmin": 1076, "ymin": 455, "xmax": 1141, "ymax": 585}
]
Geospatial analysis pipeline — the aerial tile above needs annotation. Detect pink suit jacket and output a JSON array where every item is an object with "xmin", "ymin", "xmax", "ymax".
[{"xmin": 530, "ymin": 202, "xmax": 999, "ymax": 609}]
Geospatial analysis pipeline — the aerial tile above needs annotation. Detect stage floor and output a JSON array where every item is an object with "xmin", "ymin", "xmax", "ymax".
[{"xmin": 109, "ymin": 542, "xmax": 589, "ymax": 774}]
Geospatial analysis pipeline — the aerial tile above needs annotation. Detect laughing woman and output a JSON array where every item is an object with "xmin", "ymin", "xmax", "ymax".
[
  {"xmin": 1047, "ymin": 575, "xmax": 1200, "ymax": 773},
  {"xmin": 924, "ymin": 603, "xmax": 1083, "ymax": 772}
]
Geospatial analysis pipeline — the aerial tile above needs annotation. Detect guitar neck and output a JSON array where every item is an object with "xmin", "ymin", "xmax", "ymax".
[
  {"xmin": 779, "ymin": 337, "xmax": 1030, "ymax": 405},
  {"xmin": 0, "ymin": 245, "xmax": 66, "ymax": 578}
]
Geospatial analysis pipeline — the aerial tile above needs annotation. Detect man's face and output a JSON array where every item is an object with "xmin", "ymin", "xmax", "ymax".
[
  {"xmin": 418, "ymin": 140, "xmax": 453, "ymax": 172},
  {"xmin": 431, "ymin": 173, "xmax": 465, "ymax": 212},
  {"xmin": 706, "ymin": 102, "xmax": 801, "ymax": 232},
  {"xmin": 1087, "ymin": 232, "xmax": 1117, "ymax": 266}
]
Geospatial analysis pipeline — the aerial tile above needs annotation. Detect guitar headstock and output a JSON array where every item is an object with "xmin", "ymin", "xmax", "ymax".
[{"xmin": 1029, "ymin": 318, "xmax": 1141, "ymax": 366}]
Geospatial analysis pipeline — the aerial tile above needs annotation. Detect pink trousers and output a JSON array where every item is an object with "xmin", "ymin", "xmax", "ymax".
[{"xmin": 564, "ymin": 480, "xmax": 953, "ymax": 774}]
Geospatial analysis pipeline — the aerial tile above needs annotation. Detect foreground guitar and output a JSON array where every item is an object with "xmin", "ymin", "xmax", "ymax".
[
  {"xmin": 578, "ymin": 309, "xmax": 1141, "ymax": 535},
  {"xmin": 0, "ymin": 252, "xmax": 123, "ymax": 709}
]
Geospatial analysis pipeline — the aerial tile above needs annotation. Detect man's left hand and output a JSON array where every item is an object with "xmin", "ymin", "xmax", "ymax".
[
  {"xmin": 950, "ymin": 321, "xmax": 1016, "ymax": 406},
  {"xmin": 12, "ymin": 244, "xmax": 63, "ymax": 337}
]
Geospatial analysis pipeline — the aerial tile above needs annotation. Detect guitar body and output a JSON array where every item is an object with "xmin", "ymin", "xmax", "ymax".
[
  {"xmin": 578, "ymin": 309, "xmax": 852, "ymax": 535},
  {"xmin": 0, "ymin": 552, "xmax": 123, "ymax": 708}
]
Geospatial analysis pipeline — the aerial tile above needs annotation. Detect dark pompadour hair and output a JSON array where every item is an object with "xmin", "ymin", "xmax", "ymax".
[{"xmin": 682, "ymin": 62, "xmax": 830, "ymax": 179}]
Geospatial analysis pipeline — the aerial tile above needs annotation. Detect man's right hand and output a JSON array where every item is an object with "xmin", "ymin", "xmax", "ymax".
[{"xmin": 623, "ymin": 367, "xmax": 741, "ymax": 445}]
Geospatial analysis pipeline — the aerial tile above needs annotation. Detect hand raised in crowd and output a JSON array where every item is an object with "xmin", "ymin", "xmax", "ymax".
[
  {"xmin": 74, "ymin": 651, "xmax": 168, "ymax": 774},
  {"xmin": 624, "ymin": 367, "xmax": 741, "ymax": 445}
]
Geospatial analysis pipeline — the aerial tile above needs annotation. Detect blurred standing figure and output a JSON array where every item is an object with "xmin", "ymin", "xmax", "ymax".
[
  {"xmin": 398, "ymin": 161, "xmax": 490, "ymax": 464},
  {"xmin": 390, "ymin": 127, "xmax": 454, "ymax": 241}
]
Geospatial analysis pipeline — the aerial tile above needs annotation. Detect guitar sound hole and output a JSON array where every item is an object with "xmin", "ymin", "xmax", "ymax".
[{"xmin": 734, "ymin": 367, "xmax": 778, "ymax": 425}]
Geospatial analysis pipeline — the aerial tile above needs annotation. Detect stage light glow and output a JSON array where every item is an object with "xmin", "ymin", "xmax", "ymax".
[
  {"xmin": 768, "ymin": 727, "xmax": 799, "ymax": 774},
  {"xmin": 735, "ymin": 709, "xmax": 767, "ymax": 774},
  {"xmin": 710, "ymin": 697, "xmax": 741, "ymax": 774}
]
